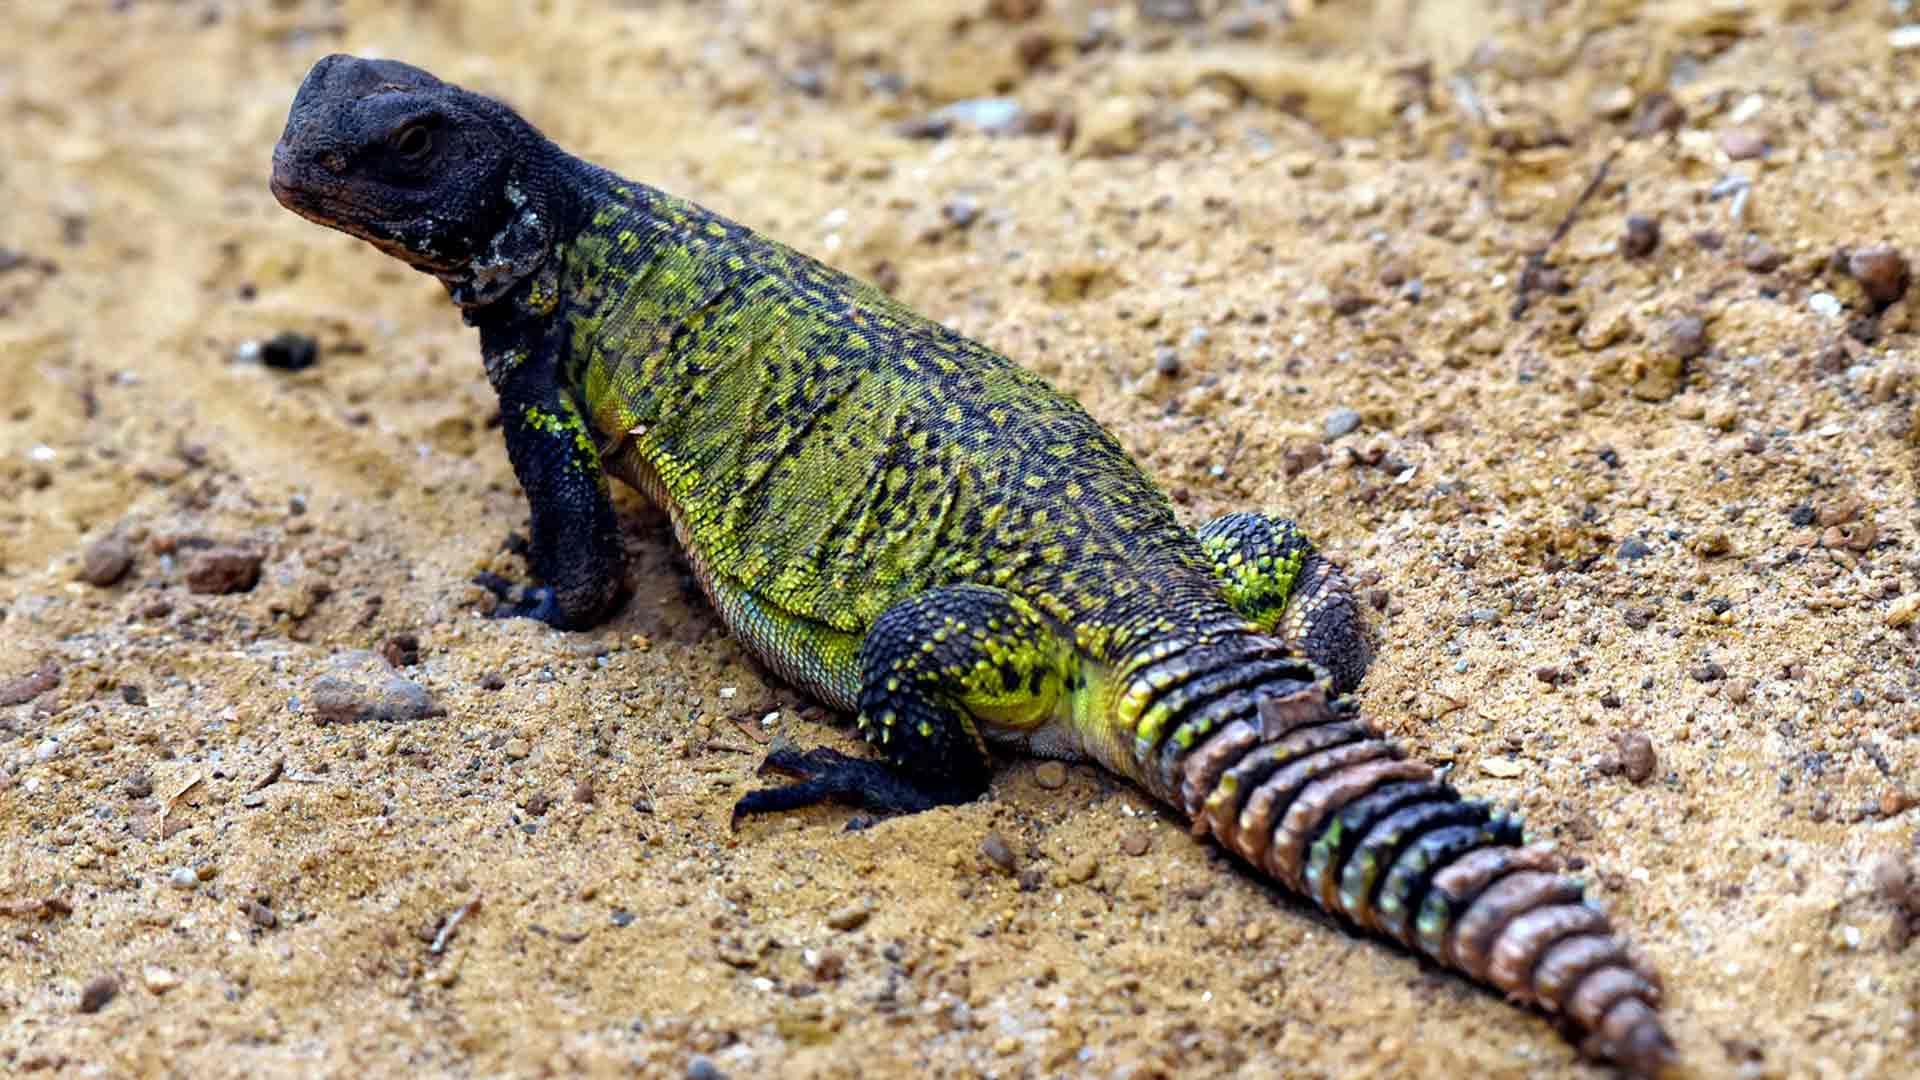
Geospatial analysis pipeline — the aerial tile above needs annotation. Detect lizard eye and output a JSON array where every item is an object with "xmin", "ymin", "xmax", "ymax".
[{"xmin": 389, "ymin": 122, "xmax": 434, "ymax": 161}]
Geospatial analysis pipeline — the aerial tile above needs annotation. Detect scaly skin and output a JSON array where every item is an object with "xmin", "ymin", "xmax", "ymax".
[{"xmin": 271, "ymin": 55, "xmax": 1679, "ymax": 1073}]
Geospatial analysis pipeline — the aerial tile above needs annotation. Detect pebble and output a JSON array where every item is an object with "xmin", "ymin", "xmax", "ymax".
[
  {"xmin": 1847, "ymin": 245, "xmax": 1910, "ymax": 307},
  {"xmin": 1153, "ymin": 346, "xmax": 1181, "ymax": 377},
  {"xmin": 1065, "ymin": 853, "xmax": 1099, "ymax": 883},
  {"xmin": 1808, "ymin": 292, "xmax": 1844, "ymax": 319},
  {"xmin": 1034, "ymin": 761, "xmax": 1068, "ymax": 789},
  {"xmin": 1893, "ymin": 25, "xmax": 1920, "ymax": 51},
  {"xmin": 309, "ymin": 651, "xmax": 441, "ymax": 724},
  {"xmin": 79, "ymin": 537, "xmax": 134, "ymax": 587},
  {"xmin": 1120, "ymin": 831, "xmax": 1152, "ymax": 857},
  {"xmin": 504, "ymin": 738, "xmax": 532, "ymax": 760},
  {"xmin": 1618, "ymin": 731, "xmax": 1656, "ymax": 783},
  {"xmin": 168, "ymin": 866, "xmax": 199, "ymax": 890},
  {"xmin": 1323, "ymin": 408, "xmax": 1362, "ymax": 440},
  {"xmin": 1620, "ymin": 215, "xmax": 1660, "ymax": 258},
  {"xmin": 141, "ymin": 965, "xmax": 180, "ymax": 994},
  {"xmin": 941, "ymin": 198, "xmax": 979, "ymax": 229},
  {"xmin": 122, "ymin": 772, "xmax": 153, "ymax": 798},
  {"xmin": 825, "ymin": 901, "xmax": 870, "ymax": 931},
  {"xmin": 78, "ymin": 974, "xmax": 119, "ymax": 1014},
  {"xmin": 1617, "ymin": 538, "xmax": 1653, "ymax": 561},
  {"xmin": 246, "ymin": 900, "xmax": 279, "ymax": 929},
  {"xmin": 979, "ymin": 831, "xmax": 1017, "ymax": 874},
  {"xmin": 1480, "ymin": 757, "xmax": 1525, "ymax": 779},
  {"xmin": 686, "ymin": 1054, "xmax": 727, "ymax": 1080},
  {"xmin": 1078, "ymin": 97, "xmax": 1145, "ymax": 156},
  {"xmin": 1662, "ymin": 315, "xmax": 1709, "ymax": 360},
  {"xmin": 1725, "ymin": 677, "xmax": 1753, "ymax": 705},
  {"xmin": 1718, "ymin": 128, "xmax": 1768, "ymax": 160},
  {"xmin": 1690, "ymin": 660, "xmax": 1726, "ymax": 683},
  {"xmin": 0, "ymin": 662, "xmax": 60, "ymax": 707},
  {"xmin": 1887, "ymin": 593, "xmax": 1920, "ymax": 629},
  {"xmin": 1744, "ymin": 242, "xmax": 1784, "ymax": 273},
  {"xmin": 258, "ymin": 331, "xmax": 318, "ymax": 371},
  {"xmin": 185, "ymin": 546, "xmax": 264, "ymax": 594}
]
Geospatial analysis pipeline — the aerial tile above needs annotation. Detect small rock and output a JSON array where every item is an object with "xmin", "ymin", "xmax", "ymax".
[
  {"xmin": 1120, "ymin": 832, "xmax": 1151, "ymax": 857},
  {"xmin": 1725, "ymin": 677, "xmax": 1753, "ymax": 705},
  {"xmin": 1874, "ymin": 855, "xmax": 1916, "ymax": 905},
  {"xmin": 78, "ymin": 537, "xmax": 134, "ymax": 587},
  {"xmin": 0, "ymin": 662, "xmax": 60, "ymax": 707},
  {"xmin": 1718, "ymin": 128, "xmax": 1768, "ymax": 160},
  {"xmin": 979, "ymin": 831, "xmax": 1017, "ymax": 874},
  {"xmin": 1662, "ymin": 315, "xmax": 1709, "ymax": 360},
  {"xmin": 78, "ymin": 974, "xmax": 119, "ymax": 1014},
  {"xmin": 686, "ymin": 1054, "xmax": 727, "ymax": 1080},
  {"xmin": 1617, "ymin": 731, "xmax": 1656, "ymax": 784},
  {"xmin": 245, "ymin": 900, "xmax": 278, "ymax": 929},
  {"xmin": 1153, "ymin": 346, "xmax": 1181, "ymax": 377},
  {"xmin": 504, "ymin": 738, "xmax": 532, "ymax": 760},
  {"xmin": 168, "ymin": 866, "xmax": 199, "ymax": 890},
  {"xmin": 308, "ymin": 650, "xmax": 442, "ymax": 725},
  {"xmin": 1690, "ymin": 660, "xmax": 1725, "ymax": 683},
  {"xmin": 185, "ymin": 546, "xmax": 264, "ymax": 594},
  {"xmin": 1742, "ymin": 242, "xmax": 1784, "ymax": 273},
  {"xmin": 1887, "ymin": 593, "xmax": 1920, "ymax": 629},
  {"xmin": 1848, "ymin": 245, "xmax": 1911, "ymax": 308},
  {"xmin": 941, "ymin": 198, "xmax": 979, "ymax": 229},
  {"xmin": 1621, "ymin": 215, "xmax": 1660, "ymax": 258},
  {"xmin": 259, "ymin": 331, "xmax": 319, "ymax": 371},
  {"xmin": 1808, "ymin": 292, "xmax": 1844, "ymax": 319},
  {"xmin": 1480, "ymin": 758, "xmax": 1525, "ymax": 779},
  {"xmin": 1078, "ymin": 97, "xmax": 1145, "ymax": 157},
  {"xmin": 1690, "ymin": 530, "xmax": 1732, "ymax": 558},
  {"xmin": 1323, "ymin": 408, "xmax": 1362, "ymax": 440},
  {"xmin": 122, "ymin": 772, "xmax": 153, "ymax": 798},
  {"xmin": 1034, "ymin": 761, "xmax": 1069, "ymax": 789},
  {"xmin": 1617, "ymin": 538, "xmax": 1653, "ymax": 562},
  {"xmin": 825, "ymin": 901, "xmax": 871, "ymax": 931},
  {"xmin": 1064, "ymin": 853, "xmax": 1099, "ymax": 884},
  {"xmin": 141, "ymin": 966, "xmax": 180, "ymax": 994},
  {"xmin": 1630, "ymin": 93, "xmax": 1686, "ymax": 137},
  {"xmin": 1893, "ymin": 25, "xmax": 1920, "ymax": 52}
]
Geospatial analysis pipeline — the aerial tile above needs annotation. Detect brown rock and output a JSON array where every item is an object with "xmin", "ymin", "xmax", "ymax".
[
  {"xmin": 1617, "ymin": 731, "xmax": 1656, "ymax": 784},
  {"xmin": 1034, "ymin": 761, "xmax": 1068, "ymax": 789},
  {"xmin": 78, "ymin": 974, "xmax": 119, "ymax": 1014},
  {"xmin": 0, "ymin": 662, "xmax": 60, "ymax": 707},
  {"xmin": 78, "ymin": 536, "xmax": 133, "ymax": 587},
  {"xmin": 1120, "ymin": 832, "xmax": 1151, "ymax": 857},
  {"xmin": 185, "ymin": 546, "xmax": 263, "ymax": 594},
  {"xmin": 1621, "ymin": 215, "xmax": 1660, "ymax": 258},
  {"xmin": 1663, "ymin": 315, "xmax": 1709, "ymax": 360},
  {"xmin": 1848, "ymin": 245, "xmax": 1911, "ymax": 308},
  {"xmin": 825, "ymin": 901, "xmax": 871, "ymax": 931},
  {"xmin": 979, "ymin": 831, "xmax": 1017, "ymax": 874}
]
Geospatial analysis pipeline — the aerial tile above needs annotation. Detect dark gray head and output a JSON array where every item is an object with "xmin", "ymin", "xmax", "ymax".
[{"xmin": 270, "ymin": 55, "xmax": 559, "ymax": 305}]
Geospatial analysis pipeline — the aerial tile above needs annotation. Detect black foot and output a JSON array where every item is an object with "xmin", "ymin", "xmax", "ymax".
[
  {"xmin": 472, "ymin": 573, "xmax": 566, "ymax": 627},
  {"xmin": 731, "ymin": 745, "xmax": 980, "ymax": 827}
]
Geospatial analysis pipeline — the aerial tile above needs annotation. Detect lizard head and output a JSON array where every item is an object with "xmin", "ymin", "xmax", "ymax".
[{"xmin": 271, "ymin": 54, "xmax": 558, "ymax": 307}]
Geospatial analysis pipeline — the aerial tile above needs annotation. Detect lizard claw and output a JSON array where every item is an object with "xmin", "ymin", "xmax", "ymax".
[{"xmin": 730, "ymin": 745, "xmax": 976, "ymax": 828}]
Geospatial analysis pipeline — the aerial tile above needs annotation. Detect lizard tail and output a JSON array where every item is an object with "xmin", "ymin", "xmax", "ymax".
[{"xmin": 1118, "ymin": 639, "xmax": 1677, "ymax": 1074}]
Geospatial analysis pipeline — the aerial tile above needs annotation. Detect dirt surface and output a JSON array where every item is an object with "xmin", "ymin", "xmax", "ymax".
[{"xmin": 4, "ymin": 1, "xmax": 1919, "ymax": 1076}]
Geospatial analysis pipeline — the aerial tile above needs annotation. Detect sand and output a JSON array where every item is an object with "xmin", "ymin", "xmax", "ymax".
[{"xmin": 3, "ymin": 1, "xmax": 1917, "ymax": 1076}]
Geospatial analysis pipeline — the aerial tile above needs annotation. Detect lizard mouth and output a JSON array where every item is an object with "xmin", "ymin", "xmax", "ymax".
[{"xmin": 270, "ymin": 150, "xmax": 465, "ymax": 275}]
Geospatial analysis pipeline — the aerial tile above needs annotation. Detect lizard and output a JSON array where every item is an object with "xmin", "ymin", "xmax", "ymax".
[{"xmin": 270, "ymin": 54, "xmax": 1679, "ymax": 1074}]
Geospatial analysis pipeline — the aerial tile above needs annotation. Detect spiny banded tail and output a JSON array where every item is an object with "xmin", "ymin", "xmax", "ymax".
[{"xmin": 1117, "ymin": 635, "xmax": 1677, "ymax": 1074}]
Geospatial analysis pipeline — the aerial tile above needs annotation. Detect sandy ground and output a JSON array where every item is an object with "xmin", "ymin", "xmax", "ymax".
[{"xmin": 3, "ymin": 1, "xmax": 1918, "ymax": 1076}]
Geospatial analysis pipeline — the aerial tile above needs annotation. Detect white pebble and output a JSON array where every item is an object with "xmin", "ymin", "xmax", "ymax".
[
  {"xmin": 1808, "ymin": 292, "xmax": 1843, "ymax": 319},
  {"xmin": 1891, "ymin": 25, "xmax": 1920, "ymax": 51},
  {"xmin": 168, "ymin": 867, "xmax": 199, "ymax": 890},
  {"xmin": 718, "ymin": 686, "xmax": 737, "ymax": 700}
]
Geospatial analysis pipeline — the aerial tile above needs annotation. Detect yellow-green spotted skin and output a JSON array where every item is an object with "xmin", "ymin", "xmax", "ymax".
[{"xmin": 270, "ymin": 55, "xmax": 1678, "ymax": 1075}]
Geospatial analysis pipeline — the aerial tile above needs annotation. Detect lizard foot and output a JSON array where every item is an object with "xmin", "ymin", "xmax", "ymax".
[
  {"xmin": 472, "ymin": 573, "xmax": 567, "ymax": 626},
  {"xmin": 731, "ymin": 745, "xmax": 977, "ymax": 827}
]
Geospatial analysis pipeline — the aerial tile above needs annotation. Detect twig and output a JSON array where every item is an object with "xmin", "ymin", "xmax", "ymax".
[
  {"xmin": 430, "ymin": 897, "xmax": 482, "ymax": 955},
  {"xmin": 1510, "ymin": 146, "xmax": 1620, "ymax": 320}
]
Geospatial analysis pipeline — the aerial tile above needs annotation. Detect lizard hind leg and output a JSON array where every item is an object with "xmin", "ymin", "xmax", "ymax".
[
  {"xmin": 1195, "ymin": 511, "xmax": 1370, "ymax": 693},
  {"xmin": 732, "ymin": 585, "xmax": 1072, "ymax": 824}
]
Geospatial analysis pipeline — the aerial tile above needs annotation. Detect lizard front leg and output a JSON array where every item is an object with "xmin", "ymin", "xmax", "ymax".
[
  {"xmin": 733, "ymin": 585, "xmax": 1073, "ymax": 823},
  {"xmin": 1195, "ymin": 511, "xmax": 1369, "ymax": 693},
  {"xmin": 476, "ymin": 328, "xmax": 628, "ymax": 630}
]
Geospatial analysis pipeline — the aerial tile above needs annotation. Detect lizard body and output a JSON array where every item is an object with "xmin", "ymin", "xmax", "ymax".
[{"xmin": 272, "ymin": 55, "xmax": 1676, "ymax": 1073}]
